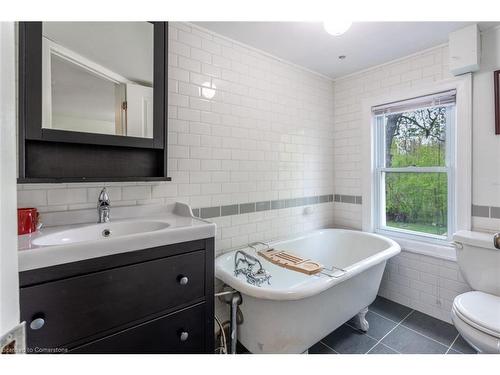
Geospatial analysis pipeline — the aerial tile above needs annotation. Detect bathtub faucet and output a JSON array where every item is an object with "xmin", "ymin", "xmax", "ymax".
[{"xmin": 234, "ymin": 250, "xmax": 271, "ymax": 287}]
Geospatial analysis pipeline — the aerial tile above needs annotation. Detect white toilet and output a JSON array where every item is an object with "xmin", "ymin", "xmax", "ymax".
[{"xmin": 452, "ymin": 231, "xmax": 500, "ymax": 353}]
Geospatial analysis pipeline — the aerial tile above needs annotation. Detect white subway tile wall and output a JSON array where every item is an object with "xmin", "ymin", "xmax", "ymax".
[
  {"xmin": 17, "ymin": 22, "xmax": 336, "ymax": 255},
  {"xmin": 16, "ymin": 24, "xmax": 475, "ymax": 323},
  {"xmin": 332, "ymin": 45, "xmax": 452, "ymax": 229},
  {"xmin": 380, "ymin": 251, "xmax": 470, "ymax": 323},
  {"xmin": 331, "ymin": 45, "xmax": 471, "ymax": 323}
]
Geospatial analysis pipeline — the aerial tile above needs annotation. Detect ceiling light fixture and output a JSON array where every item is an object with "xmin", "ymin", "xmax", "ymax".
[{"xmin": 323, "ymin": 21, "xmax": 352, "ymax": 36}]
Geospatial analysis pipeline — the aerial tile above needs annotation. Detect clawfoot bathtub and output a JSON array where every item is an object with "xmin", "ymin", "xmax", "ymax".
[{"xmin": 215, "ymin": 229, "xmax": 400, "ymax": 353}]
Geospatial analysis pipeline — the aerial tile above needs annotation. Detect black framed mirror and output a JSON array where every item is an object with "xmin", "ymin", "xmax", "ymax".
[{"xmin": 18, "ymin": 21, "xmax": 170, "ymax": 182}]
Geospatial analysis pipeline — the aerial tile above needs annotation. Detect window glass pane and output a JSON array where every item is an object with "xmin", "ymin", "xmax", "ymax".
[
  {"xmin": 385, "ymin": 172, "xmax": 448, "ymax": 236},
  {"xmin": 382, "ymin": 106, "xmax": 449, "ymax": 168}
]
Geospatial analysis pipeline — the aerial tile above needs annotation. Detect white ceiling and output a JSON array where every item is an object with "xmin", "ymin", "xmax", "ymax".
[{"xmin": 194, "ymin": 22, "xmax": 499, "ymax": 79}]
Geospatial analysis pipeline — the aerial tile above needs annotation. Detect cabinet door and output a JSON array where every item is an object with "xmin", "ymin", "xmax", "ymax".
[
  {"xmin": 21, "ymin": 250, "xmax": 205, "ymax": 350},
  {"xmin": 71, "ymin": 303, "xmax": 206, "ymax": 354}
]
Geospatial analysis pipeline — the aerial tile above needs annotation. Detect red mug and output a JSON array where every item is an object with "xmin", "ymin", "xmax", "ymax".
[{"xmin": 18, "ymin": 208, "xmax": 40, "ymax": 235}]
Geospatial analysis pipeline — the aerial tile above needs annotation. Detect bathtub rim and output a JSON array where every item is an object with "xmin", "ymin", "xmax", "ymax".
[{"xmin": 215, "ymin": 228, "xmax": 401, "ymax": 301}]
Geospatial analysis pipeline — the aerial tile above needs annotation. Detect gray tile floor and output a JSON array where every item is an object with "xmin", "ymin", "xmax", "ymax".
[{"xmin": 308, "ymin": 296, "xmax": 478, "ymax": 354}]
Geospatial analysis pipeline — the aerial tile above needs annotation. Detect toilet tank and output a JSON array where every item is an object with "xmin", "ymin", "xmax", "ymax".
[{"xmin": 453, "ymin": 231, "xmax": 500, "ymax": 296}]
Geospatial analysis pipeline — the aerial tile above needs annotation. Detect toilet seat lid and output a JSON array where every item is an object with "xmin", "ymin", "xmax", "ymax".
[{"xmin": 453, "ymin": 291, "xmax": 500, "ymax": 338}]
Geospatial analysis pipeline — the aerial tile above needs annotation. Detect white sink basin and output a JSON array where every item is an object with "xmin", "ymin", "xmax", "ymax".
[
  {"xmin": 18, "ymin": 202, "xmax": 217, "ymax": 272},
  {"xmin": 32, "ymin": 220, "xmax": 170, "ymax": 246}
]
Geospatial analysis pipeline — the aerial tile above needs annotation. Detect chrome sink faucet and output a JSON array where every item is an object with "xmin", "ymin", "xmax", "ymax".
[{"xmin": 97, "ymin": 187, "xmax": 111, "ymax": 223}]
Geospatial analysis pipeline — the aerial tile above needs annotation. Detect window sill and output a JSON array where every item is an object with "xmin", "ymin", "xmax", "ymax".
[{"xmin": 384, "ymin": 233, "xmax": 457, "ymax": 262}]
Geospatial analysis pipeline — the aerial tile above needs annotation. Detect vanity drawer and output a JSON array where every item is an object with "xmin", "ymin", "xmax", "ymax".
[
  {"xmin": 71, "ymin": 303, "xmax": 206, "ymax": 353},
  {"xmin": 21, "ymin": 250, "xmax": 205, "ymax": 349}
]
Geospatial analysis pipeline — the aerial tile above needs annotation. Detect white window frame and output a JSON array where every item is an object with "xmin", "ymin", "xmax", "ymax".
[
  {"xmin": 361, "ymin": 76, "xmax": 472, "ymax": 258},
  {"xmin": 373, "ymin": 96, "xmax": 456, "ymax": 244}
]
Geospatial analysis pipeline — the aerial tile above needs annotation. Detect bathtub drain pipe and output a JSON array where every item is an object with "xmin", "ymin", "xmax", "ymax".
[{"xmin": 230, "ymin": 292, "xmax": 242, "ymax": 354}]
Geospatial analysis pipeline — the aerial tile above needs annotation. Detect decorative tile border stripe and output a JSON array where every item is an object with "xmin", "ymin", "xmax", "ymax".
[
  {"xmin": 472, "ymin": 205, "xmax": 500, "ymax": 219},
  {"xmin": 334, "ymin": 194, "xmax": 362, "ymax": 205},
  {"xmin": 192, "ymin": 194, "xmax": 335, "ymax": 219}
]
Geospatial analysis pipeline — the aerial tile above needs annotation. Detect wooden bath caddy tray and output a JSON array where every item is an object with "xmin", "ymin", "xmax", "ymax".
[{"xmin": 257, "ymin": 248, "xmax": 323, "ymax": 275}]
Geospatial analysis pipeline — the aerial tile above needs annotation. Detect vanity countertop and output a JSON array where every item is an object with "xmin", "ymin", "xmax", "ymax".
[{"xmin": 18, "ymin": 202, "xmax": 216, "ymax": 272}]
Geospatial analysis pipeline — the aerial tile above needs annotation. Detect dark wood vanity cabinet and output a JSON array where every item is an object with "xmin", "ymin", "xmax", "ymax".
[{"xmin": 19, "ymin": 238, "xmax": 214, "ymax": 354}]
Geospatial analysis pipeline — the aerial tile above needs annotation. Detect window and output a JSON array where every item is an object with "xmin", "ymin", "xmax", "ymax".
[{"xmin": 373, "ymin": 90, "xmax": 456, "ymax": 241}]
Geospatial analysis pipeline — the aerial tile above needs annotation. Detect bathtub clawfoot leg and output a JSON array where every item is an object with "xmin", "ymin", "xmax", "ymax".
[{"xmin": 353, "ymin": 307, "xmax": 369, "ymax": 332}]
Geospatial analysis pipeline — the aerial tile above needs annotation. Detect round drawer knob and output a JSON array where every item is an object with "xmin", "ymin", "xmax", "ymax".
[
  {"xmin": 179, "ymin": 331, "xmax": 189, "ymax": 342},
  {"xmin": 30, "ymin": 317, "xmax": 45, "ymax": 330},
  {"xmin": 178, "ymin": 276, "xmax": 189, "ymax": 285}
]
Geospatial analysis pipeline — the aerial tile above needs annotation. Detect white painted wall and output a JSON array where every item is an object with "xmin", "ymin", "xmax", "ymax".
[
  {"xmin": 0, "ymin": 22, "xmax": 20, "ymax": 337},
  {"xmin": 471, "ymin": 26, "xmax": 500, "ymax": 231},
  {"xmin": 49, "ymin": 53, "xmax": 117, "ymax": 134}
]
